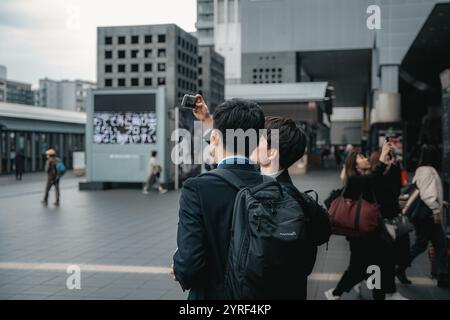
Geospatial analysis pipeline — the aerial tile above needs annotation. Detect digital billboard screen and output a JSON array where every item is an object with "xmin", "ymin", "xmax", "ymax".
[
  {"xmin": 93, "ymin": 93, "xmax": 157, "ymax": 144},
  {"xmin": 93, "ymin": 112, "xmax": 157, "ymax": 144}
]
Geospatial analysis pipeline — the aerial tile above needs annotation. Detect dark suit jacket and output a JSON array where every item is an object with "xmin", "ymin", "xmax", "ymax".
[{"xmin": 173, "ymin": 164, "xmax": 263, "ymax": 300}]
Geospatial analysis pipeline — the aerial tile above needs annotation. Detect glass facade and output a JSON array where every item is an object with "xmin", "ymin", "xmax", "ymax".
[{"xmin": 0, "ymin": 129, "xmax": 84, "ymax": 175}]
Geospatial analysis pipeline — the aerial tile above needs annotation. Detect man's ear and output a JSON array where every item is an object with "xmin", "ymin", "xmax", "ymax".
[
  {"xmin": 210, "ymin": 130, "xmax": 220, "ymax": 146},
  {"xmin": 267, "ymin": 148, "xmax": 278, "ymax": 162},
  {"xmin": 268, "ymin": 148, "xmax": 281, "ymax": 171}
]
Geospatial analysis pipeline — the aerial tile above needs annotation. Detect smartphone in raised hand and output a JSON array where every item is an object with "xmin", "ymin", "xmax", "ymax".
[{"xmin": 181, "ymin": 94, "xmax": 197, "ymax": 109}]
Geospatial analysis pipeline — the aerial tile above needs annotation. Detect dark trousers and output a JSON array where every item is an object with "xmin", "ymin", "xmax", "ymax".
[
  {"xmin": 409, "ymin": 219, "xmax": 448, "ymax": 275},
  {"xmin": 334, "ymin": 236, "xmax": 396, "ymax": 299},
  {"xmin": 394, "ymin": 234, "xmax": 411, "ymax": 268},
  {"xmin": 146, "ymin": 174, "xmax": 159, "ymax": 191},
  {"xmin": 15, "ymin": 170, "xmax": 23, "ymax": 180},
  {"xmin": 44, "ymin": 179, "xmax": 60, "ymax": 204}
]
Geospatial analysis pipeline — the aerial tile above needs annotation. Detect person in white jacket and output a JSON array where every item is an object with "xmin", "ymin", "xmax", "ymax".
[
  {"xmin": 143, "ymin": 151, "xmax": 167, "ymax": 194},
  {"xmin": 407, "ymin": 145, "xmax": 450, "ymax": 288}
]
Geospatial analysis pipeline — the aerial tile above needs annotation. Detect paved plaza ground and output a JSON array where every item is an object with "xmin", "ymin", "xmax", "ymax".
[{"xmin": 0, "ymin": 169, "xmax": 449, "ymax": 300}]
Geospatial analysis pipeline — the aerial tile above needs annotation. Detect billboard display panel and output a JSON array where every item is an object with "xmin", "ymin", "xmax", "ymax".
[{"xmin": 93, "ymin": 93, "xmax": 157, "ymax": 144}]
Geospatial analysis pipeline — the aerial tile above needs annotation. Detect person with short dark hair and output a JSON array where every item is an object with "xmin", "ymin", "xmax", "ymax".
[
  {"xmin": 250, "ymin": 116, "xmax": 321, "ymax": 300},
  {"xmin": 406, "ymin": 144, "xmax": 450, "ymax": 288},
  {"xmin": 260, "ymin": 116, "xmax": 307, "ymax": 174},
  {"xmin": 172, "ymin": 96, "xmax": 265, "ymax": 299}
]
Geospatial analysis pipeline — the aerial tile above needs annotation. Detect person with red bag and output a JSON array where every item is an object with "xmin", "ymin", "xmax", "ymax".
[{"xmin": 325, "ymin": 141, "xmax": 408, "ymax": 300}]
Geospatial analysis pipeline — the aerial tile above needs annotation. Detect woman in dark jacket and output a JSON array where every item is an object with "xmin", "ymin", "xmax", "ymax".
[
  {"xmin": 325, "ymin": 142, "xmax": 408, "ymax": 300},
  {"xmin": 369, "ymin": 151, "xmax": 412, "ymax": 285}
]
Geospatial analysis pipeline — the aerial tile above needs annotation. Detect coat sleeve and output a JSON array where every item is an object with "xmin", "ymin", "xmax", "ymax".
[
  {"xmin": 173, "ymin": 178, "xmax": 207, "ymax": 291},
  {"xmin": 414, "ymin": 167, "xmax": 441, "ymax": 212}
]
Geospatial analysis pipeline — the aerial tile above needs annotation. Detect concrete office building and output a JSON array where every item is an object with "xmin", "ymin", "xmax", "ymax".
[
  {"xmin": 198, "ymin": 46, "xmax": 225, "ymax": 112},
  {"xmin": 239, "ymin": 0, "xmax": 450, "ymax": 148},
  {"xmin": 0, "ymin": 66, "xmax": 34, "ymax": 105},
  {"xmin": 195, "ymin": 0, "xmax": 242, "ymax": 83},
  {"xmin": 0, "ymin": 65, "xmax": 6, "ymax": 80},
  {"xmin": 37, "ymin": 78, "xmax": 96, "ymax": 112},
  {"xmin": 97, "ymin": 24, "xmax": 198, "ymax": 109},
  {"xmin": 196, "ymin": 0, "xmax": 215, "ymax": 46},
  {"xmin": 0, "ymin": 67, "xmax": 6, "ymax": 102},
  {"xmin": 96, "ymin": 24, "xmax": 199, "ymax": 187},
  {"xmin": 4, "ymin": 80, "xmax": 34, "ymax": 106}
]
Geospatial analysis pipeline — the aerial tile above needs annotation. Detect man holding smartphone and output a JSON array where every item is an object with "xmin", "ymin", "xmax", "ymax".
[{"xmin": 172, "ymin": 96, "xmax": 265, "ymax": 299}]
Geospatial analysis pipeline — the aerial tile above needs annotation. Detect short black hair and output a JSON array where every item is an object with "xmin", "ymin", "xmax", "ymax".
[
  {"xmin": 212, "ymin": 99, "xmax": 265, "ymax": 157},
  {"xmin": 265, "ymin": 116, "xmax": 307, "ymax": 169},
  {"xmin": 418, "ymin": 144, "xmax": 440, "ymax": 170},
  {"xmin": 151, "ymin": 151, "xmax": 157, "ymax": 157}
]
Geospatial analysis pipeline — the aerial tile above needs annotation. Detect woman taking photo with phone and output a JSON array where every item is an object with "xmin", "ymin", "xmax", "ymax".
[{"xmin": 325, "ymin": 141, "xmax": 408, "ymax": 300}]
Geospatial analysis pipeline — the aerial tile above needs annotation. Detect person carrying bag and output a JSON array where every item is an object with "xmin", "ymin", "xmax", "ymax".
[
  {"xmin": 400, "ymin": 145, "xmax": 450, "ymax": 288},
  {"xmin": 325, "ymin": 141, "xmax": 408, "ymax": 300}
]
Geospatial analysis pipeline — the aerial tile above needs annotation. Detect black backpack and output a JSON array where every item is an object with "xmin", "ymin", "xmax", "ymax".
[
  {"xmin": 283, "ymin": 184, "xmax": 332, "ymax": 247},
  {"xmin": 204, "ymin": 169, "xmax": 306, "ymax": 300}
]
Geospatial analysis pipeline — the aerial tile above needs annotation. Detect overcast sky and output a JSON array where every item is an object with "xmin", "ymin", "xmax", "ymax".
[{"xmin": 0, "ymin": 0, "xmax": 197, "ymax": 88}]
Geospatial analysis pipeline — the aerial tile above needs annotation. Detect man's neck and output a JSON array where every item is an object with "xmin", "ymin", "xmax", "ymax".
[
  {"xmin": 217, "ymin": 151, "xmax": 248, "ymax": 165},
  {"xmin": 259, "ymin": 163, "xmax": 283, "ymax": 176}
]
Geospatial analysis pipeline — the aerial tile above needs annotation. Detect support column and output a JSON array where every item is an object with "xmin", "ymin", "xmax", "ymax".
[
  {"xmin": 380, "ymin": 64, "xmax": 399, "ymax": 93},
  {"xmin": 376, "ymin": 64, "xmax": 401, "ymax": 123},
  {"xmin": 31, "ymin": 132, "xmax": 36, "ymax": 172}
]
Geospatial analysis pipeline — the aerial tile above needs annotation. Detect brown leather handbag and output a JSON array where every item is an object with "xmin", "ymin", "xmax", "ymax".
[{"xmin": 328, "ymin": 189, "xmax": 380, "ymax": 237}]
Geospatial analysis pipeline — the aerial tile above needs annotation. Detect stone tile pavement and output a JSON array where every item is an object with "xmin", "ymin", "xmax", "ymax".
[{"xmin": 0, "ymin": 170, "xmax": 449, "ymax": 300}]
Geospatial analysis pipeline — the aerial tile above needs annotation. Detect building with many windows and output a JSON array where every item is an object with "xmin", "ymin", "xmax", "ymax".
[
  {"xmin": 37, "ymin": 78, "xmax": 96, "ymax": 112},
  {"xmin": 198, "ymin": 45, "xmax": 225, "ymax": 112},
  {"xmin": 195, "ymin": 0, "xmax": 241, "ymax": 84},
  {"xmin": 2, "ymin": 80, "xmax": 34, "ymax": 106},
  {"xmin": 0, "ymin": 66, "xmax": 34, "ymax": 106},
  {"xmin": 196, "ymin": 0, "xmax": 214, "ymax": 46},
  {"xmin": 97, "ymin": 24, "xmax": 198, "ymax": 108}
]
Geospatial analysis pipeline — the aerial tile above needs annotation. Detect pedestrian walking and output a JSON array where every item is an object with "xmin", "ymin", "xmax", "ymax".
[
  {"xmin": 334, "ymin": 145, "xmax": 342, "ymax": 167},
  {"xmin": 41, "ymin": 148, "xmax": 64, "ymax": 207},
  {"xmin": 405, "ymin": 144, "xmax": 450, "ymax": 288},
  {"xmin": 325, "ymin": 142, "xmax": 408, "ymax": 300},
  {"xmin": 143, "ymin": 151, "xmax": 167, "ymax": 194},
  {"xmin": 14, "ymin": 151, "xmax": 25, "ymax": 181}
]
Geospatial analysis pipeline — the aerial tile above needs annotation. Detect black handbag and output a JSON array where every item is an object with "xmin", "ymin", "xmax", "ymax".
[
  {"xmin": 382, "ymin": 214, "xmax": 414, "ymax": 241},
  {"xmin": 402, "ymin": 183, "xmax": 433, "ymax": 223}
]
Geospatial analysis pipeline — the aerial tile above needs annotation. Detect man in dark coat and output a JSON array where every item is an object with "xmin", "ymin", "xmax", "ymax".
[
  {"xmin": 14, "ymin": 151, "xmax": 25, "ymax": 180},
  {"xmin": 172, "ymin": 97, "xmax": 265, "ymax": 299}
]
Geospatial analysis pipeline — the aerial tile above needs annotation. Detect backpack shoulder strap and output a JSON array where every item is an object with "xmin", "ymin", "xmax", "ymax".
[{"xmin": 200, "ymin": 168, "xmax": 247, "ymax": 190}]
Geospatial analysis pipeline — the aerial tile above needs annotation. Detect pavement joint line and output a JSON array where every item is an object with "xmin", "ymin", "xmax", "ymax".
[
  {"xmin": 0, "ymin": 262, "xmax": 171, "ymax": 274},
  {"xmin": 0, "ymin": 186, "xmax": 77, "ymax": 199},
  {"xmin": 308, "ymin": 272, "xmax": 436, "ymax": 286},
  {"xmin": 0, "ymin": 262, "xmax": 437, "ymax": 286}
]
